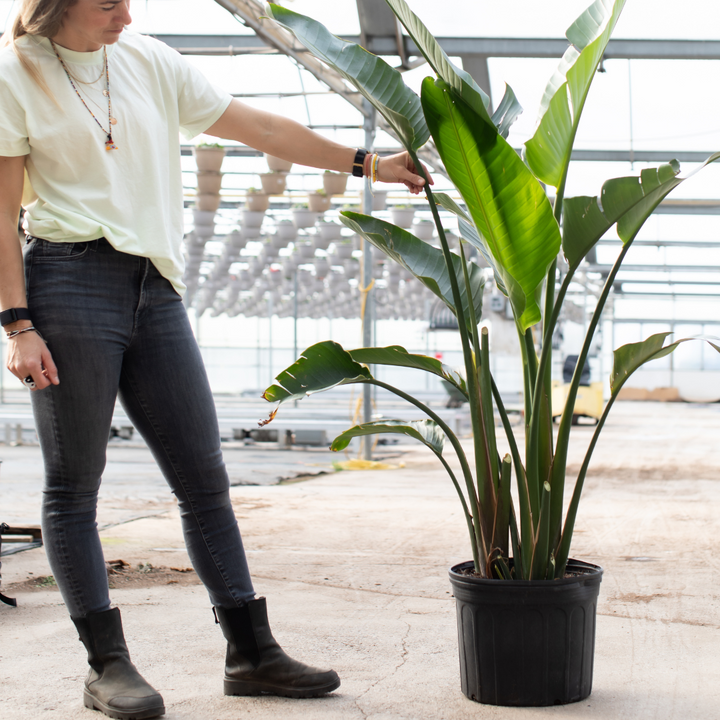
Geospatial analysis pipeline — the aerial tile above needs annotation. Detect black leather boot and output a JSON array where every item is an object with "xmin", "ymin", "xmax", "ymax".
[
  {"xmin": 214, "ymin": 598, "xmax": 340, "ymax": 698},
  {"xmin": 71, "ymin": 608, "xmax": 165, "ymax": 720}
]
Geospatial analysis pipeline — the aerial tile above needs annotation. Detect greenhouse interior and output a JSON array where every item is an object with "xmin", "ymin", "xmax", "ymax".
[{"xmin": 1, "ymin": 0, "xmax": 720, "ymax": 718}]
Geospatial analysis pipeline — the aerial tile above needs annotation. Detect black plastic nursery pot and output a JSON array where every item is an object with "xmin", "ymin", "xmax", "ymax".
[{"xmin": 448, "ymin": 559, "xmax": 603, "ymax": 707}]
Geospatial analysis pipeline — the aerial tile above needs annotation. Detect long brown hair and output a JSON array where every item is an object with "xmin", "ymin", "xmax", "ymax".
[{"xmin": 1, "ymin": 0, "xmax": 77, "ymax": 97}]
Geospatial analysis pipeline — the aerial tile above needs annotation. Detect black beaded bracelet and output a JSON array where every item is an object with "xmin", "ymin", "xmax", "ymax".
[
  {"xmin": 0, "ymin": 308, "xmax": 32, "ymax": 327},
  {"xmin": 352, "ymin": 148, "xmax": 369, "ymax": 178}
]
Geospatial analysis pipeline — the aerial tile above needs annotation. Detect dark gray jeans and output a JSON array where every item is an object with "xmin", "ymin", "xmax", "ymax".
[{"xmin": 24, "ymin": 237, "xmax": 255, "ymax": 617}]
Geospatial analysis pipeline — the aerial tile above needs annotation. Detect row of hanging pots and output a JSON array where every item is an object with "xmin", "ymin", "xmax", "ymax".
[{"xmin": 193, "ymin": 145, "xmax": 227, "ymax": 212}]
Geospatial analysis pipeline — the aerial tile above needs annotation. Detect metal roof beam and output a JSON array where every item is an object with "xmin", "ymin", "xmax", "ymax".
[
  {"xmin": 209, "ymin": 1, "xmax": 369, "ymax": 116},
  {"xmin": 590, "ymin": 264, "xmax": 720, "ymax": 273},
  {"xmin": 154, "ymin": 34, "xmax": 720, "ymax": 60},
  {"xmin": 209, "ymin": 1, "xmax": 443, "ymax": 172},
  {"xmin": 598, "ymin": 240, "xmax": 720, "ymax": 248}
]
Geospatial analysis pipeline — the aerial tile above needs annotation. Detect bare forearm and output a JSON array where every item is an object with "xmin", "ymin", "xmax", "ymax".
[
  {"xmin": 0, "ymin": 220, "xmax": 28, "ymax": 320},
  {"xmin": 205, "ymin": 100, "xmax": 355, "ymax": 172},
  {"xmin": 205, "ymin": 100, "xmax": 431, "ymax": 193}
]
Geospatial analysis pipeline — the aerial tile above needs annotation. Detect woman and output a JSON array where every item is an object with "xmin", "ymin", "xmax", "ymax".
[{"xmin": 0, "ymin": 1, "xmax": 429, "ymax": 718}]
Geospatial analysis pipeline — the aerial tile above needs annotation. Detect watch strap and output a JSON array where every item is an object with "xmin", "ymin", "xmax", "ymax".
[
  {"xmin": 0, "ymin": 308, "xmax": 32, "ymax": 327},
  {"xmin": 352, "ymin": 148, "xmax": 369, "ymax": 178}
]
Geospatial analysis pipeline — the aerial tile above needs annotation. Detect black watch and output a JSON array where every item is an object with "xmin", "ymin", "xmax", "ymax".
[
  {"xmin": 0, "ymin": 308, "xmax": 32, "ymax": 327},
  {"xmin": 352, "ymin": 148, "xmax": 369, "ymax": 178}
]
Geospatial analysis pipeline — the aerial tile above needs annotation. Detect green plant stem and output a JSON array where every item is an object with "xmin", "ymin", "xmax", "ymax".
[
  {"xmin": 541, "ymin": 258, "xmax": 557, "ymax": 444},
  {"xmin": 553, "ymin": 242, "xmax": 632, "ymax": 569},
  {"xmin": 419, "ymin": 170, "xmax": 492, "ymax": 568},
  {"xmin": 530, "ymin": 481, "xmax": 551, "ymax": 579},
  {"xmin": 528, "ymin": 268, "xmax": 575, "ymax": 545},
  {"xmin": 435, "ymin": 450, "xmax": 481, "ymax": 570},
  {"xmin": 555, "ymin": 392, "xmax": 618, "ymax": 576},
  {"xmin": 521, "ymin": 327, "xmax": 540, "ymax": 517},
  {"xmin": 491, "ymin": 377, "xmax": 534, "ymax": 578},
  {"xmin": 480, "ymin": 328, "xmax": 499, "ymax": 487},
  {"xmin": 458, "ymin": 243, "xmax": 496, "ymax": 552},
  {"xmin": 360, "ymin": 377, "xmax": 487, "ymax": 566}
]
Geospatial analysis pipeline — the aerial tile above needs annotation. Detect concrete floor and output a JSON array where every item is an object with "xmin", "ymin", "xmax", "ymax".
[{"xmin": 1, "ymin": 401, "xmax": 720, "ymax": 719}]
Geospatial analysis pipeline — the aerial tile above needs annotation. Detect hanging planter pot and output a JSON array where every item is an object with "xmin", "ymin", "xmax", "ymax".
[
  {"xmin": 227, "ymin": 230, "xmax": 247, "ymax": 250},
  {"xmin": 259, "ymin": 172, "xmax": 288, "ymax": 195},
  {"xmin": 371, "ymin": 190, "xmax": 388, "ymax": 211},
  {"xmin": 296, "ymin": 243, "xmax": 315, "ymax": 260},
  {"xmin": 332, "ymin": 242, "xmax": 353, "ymax": 260},
  {"xmin": 318, "ymin": 221, "xmax": 342, "ymax": 241},
  {"xmin": 292, "ymin": 208, "xmax": 319, "ymax": 229},
  {"xmin": 322, "ymin": 171, "xmax": 348, "ymax": 196},
  {"xmin": 343, "ymin": 259, "xmax": 359, "ymax": 278},
  {"xmin": 264, "ymin": 153, "xmax": 293, "ymax": 172},
  {"xmin": 196, "ymin": 172, "xmax": 223, "ymax": 195},
  {"xmin": 241, "ymin": 225, "xmax": 262, "ymax": 240},
  {"xmin": 261, "ymin": 243, "xmax": 280, "ymax": 260},
  {"xmin": 312, "ymin": 234, "xmax": 331, "ymax": 251},
  {"xmin": 276, "ymin": 220, "xmax": 297, "ymax": 242},
  {"xmin": 449, "ymin": 560, "xmax": 603, "ymax": 707},
  {"xmin": 246, "ymin": 189, "xmax": 270, "ymax": 212},
  {"xmin": 194, "ymin": 224, "xmax": 215, "ymax": 239},
  {"xmin": 195, "ymin": 193, "xmax": 221, "ymax": 213},
  {"xmin": 390, "ymin": 205, "xmax": 416, "ymax": 228},
  {"xmin": 308, "ymin": 191, "xmax": 331, "ymax": 212},
  {"xmin": 412, "ymin": 219, "xmax": 435, "ymax": 241},
  {"xmin": 241, "ymin": 209, "xmax": 266, "ymax": 228},
  {"xmin": 313, "ymin": 257, "xmax": 330, "ymax": 277},
  {"xmin": 192, "ymin": 209, "xmax": 215, "ymax": 227},
  {"xmin": 193, "ymin": 145, "xmax": 226, "ymax": 173},
  {"xmin": 271, "ymin": 233, "xmax": 289, "ymax": 249}
]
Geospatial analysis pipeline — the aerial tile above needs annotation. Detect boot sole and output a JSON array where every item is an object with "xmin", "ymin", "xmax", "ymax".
[
  {"xmin": 83, "ymin": 689, "xmax": 166, "ymax": 720},
  {"xmin": 224, "ymin": 676, "xmax": 341, "ymax": 699}
]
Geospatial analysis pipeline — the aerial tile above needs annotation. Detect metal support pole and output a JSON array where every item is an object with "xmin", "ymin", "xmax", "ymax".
[
  {"xmin": 293, "ymin": 270, "xmax": 298, "ymax": 361},
  {"xmin": 361, "ymin": 102, "xmax": 376, "ymax": 460},
  {"xmin": 268, "ymin": 292, "xmax": 274, "ymax": 387},
  {"xmin": 293, "ymin": 270, "xmax": 299, "ymax": 408}
]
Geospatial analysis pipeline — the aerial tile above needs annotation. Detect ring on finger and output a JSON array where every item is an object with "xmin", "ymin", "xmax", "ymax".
[{"xmin": 22, "ymin": 375, "xmax": 36, "ymax": 390}]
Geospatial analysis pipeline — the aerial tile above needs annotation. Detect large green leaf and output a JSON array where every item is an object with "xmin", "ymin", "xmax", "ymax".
[
  {"xmin": 490, "ymin": 84, "xmax": 524, "ymax": 140},
  {"xmin": 385, "ymin": 0, "xmax": 522, "ymax": 138},
  {"xmin": 422, "ymin": 78, "xmax": 561, "ymax": 331},
  {"xmin": 349, "ymin": 345, "xmax": 467, "ymax": 396},
  {"xmin": 563, "ymin": 161, "xmax": 680, "ymax": 269},
  {"xmin": 266, "ymin": 3, "xmax": 428, "ymax": 151},
  {"xmin": 263, "ymin": 341, "xmax": 371, "ymax": 405},
  {"xmin": 434, "ymin": 192, "xmax": 511, "ymax": 297},
  {"xmin": 339, "ymin": 211, "xmax": 485, "ymax": 331},
  {"xmin": 331, "ymin": 419, "xmax": 445, "ymax": 453},
  {"xmin": 563, "ymin": 152, "xmax": 720, "ymax": 268},
  {"xmin": 524, "ymin": 0, "xmax": 626, "ymax": 188},
  {"xmin": 610, "ymin": 332, "xmax": 720, "ymax": 396},
  {"xmin": 384, "ymin": 0, "xmax": 491, "ymax": 125}
]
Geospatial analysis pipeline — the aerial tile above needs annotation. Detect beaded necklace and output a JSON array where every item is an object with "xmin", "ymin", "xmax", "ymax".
[{"xmin": 50, "ymin": 40, "xmax": 118, "ymax": 151}]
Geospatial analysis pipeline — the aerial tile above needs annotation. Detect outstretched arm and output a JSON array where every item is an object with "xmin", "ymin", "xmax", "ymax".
[{"xmin": 204, "ymin": 99, "xmax": 432, "ymax": 194}]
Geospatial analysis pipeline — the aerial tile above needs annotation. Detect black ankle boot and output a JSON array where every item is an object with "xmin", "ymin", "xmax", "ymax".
[
  {"xmin": 214, "ymin": 598, "xmax": 340, "ymax": 698},
  {"xmin": 72, "ymin": 607, "xmax": 165, "ymax": 720}
]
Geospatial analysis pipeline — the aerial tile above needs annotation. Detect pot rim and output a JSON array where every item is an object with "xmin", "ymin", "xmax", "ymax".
[{"xmin": 449, "ymin": 559, "xmax": 603, "ymax": 588}]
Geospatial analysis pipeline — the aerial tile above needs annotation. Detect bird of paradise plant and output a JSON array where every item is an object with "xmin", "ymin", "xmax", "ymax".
[{"xmin": 261, "ymin": 0, "xmax": 720, "ymax": 580}]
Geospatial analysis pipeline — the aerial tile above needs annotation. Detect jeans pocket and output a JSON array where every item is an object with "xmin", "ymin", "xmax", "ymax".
[{"xmin": 33, "ymin": 239, "xmax": 91, "ymax": 262}]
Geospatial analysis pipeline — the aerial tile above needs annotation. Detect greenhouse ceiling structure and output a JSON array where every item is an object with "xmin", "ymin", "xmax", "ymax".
[{"xmin": 2, "ymin": 0, "xmax": 718, "ymax": 329}]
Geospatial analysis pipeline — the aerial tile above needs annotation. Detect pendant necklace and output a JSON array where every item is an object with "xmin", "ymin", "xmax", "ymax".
[{"xmin": 50, "ymin": 40, "xmax": 118, "ymax": 151}]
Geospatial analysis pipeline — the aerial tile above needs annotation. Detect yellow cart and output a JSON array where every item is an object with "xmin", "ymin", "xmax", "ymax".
[{"xmin": 551, "ymin": 381, "xmax": 604, "ymax": 425}]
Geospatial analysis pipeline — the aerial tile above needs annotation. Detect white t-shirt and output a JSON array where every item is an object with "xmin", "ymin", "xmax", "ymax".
[{"xmin": 0, "ymin": 31, "xmax": 232, "ymax": 295}]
